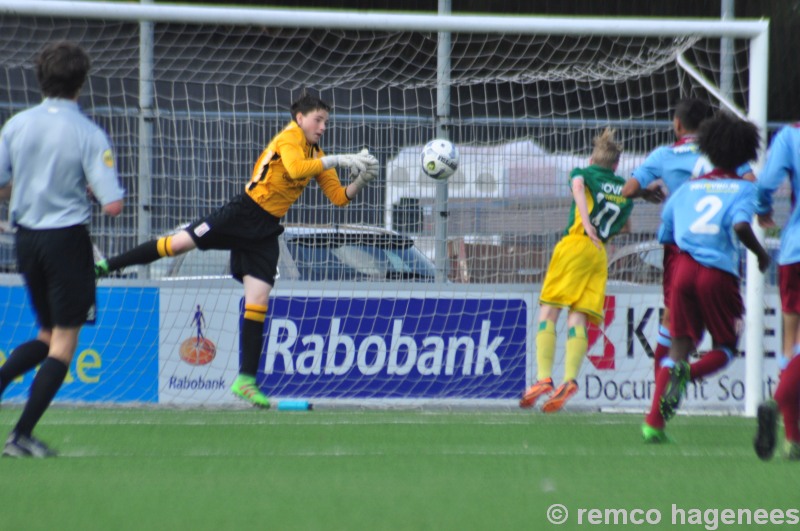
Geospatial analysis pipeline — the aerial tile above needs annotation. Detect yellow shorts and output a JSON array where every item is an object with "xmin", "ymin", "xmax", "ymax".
[{"xmin": 539, "ymin": 234, "xmax": 608, "ymax": 324}]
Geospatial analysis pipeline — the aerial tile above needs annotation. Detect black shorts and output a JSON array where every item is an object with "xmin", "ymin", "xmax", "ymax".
[
  {"xmin": 15, "ymin": 225, "xmax": 96, "ymax": 329},
  {"xmin": 185, "ymin": 194, "xmax": 284, "ymax": 285}
]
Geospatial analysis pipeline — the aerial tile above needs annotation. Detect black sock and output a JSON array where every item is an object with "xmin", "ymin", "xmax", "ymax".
[
  {"xmin": 14, "ymin": 358, "xmax": 68, "ymax": 437},
  {"xmin": 0, "ymin": 340, "xmax": 49, "ymax": 396},
  {"xmin": 107, "ymin": 240, "xmax": 162, "ymax": 272},
  {"xmin": 240, "ymin": 318, "xmax": 265, "ymax": 377}
]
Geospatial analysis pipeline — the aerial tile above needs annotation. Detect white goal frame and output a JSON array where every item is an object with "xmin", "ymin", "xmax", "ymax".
[{"xmin": 0, "ymin": 0, "xmax": 770, "ymax": 415}]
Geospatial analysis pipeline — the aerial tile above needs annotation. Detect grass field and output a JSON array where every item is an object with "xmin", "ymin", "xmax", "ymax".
[{"xmin": 0, "ymin": 407, "xmax": 796, "ymax": 531}]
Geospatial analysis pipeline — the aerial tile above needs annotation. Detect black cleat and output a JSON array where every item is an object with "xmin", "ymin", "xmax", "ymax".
[
  {"xmin": 754, "ymin": 400, "xmax": 778, "ymax": 461},
  {"xmin": 2, "ymin": 432, "xmax": 57, "ymax": 458}
]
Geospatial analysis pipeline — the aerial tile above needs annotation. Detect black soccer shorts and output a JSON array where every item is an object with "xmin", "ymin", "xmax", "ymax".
[
  {"xmin": 185, "ymin": 193, "xmax": 284, "ymax": 285},
  {"xmin": 15, "ymin": 225, "xmax": 96, "ymax": 328}
]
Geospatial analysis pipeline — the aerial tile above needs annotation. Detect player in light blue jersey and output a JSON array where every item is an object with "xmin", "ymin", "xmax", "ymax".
[
  {"xmin": 622, "ymin": 99, "xmax": 754, "ymax": 389},
  {"xmin": 625, "ymin": 99, "xmax": 713, "ymax": 200},
  {"xmin": 753, "ymin": 124, "xmax": 800, "ymax": 460},
  {"xmin": 0, "ymin": 42, "xmax": 124, "ymax": 457},
  {"xmin": 642, "ymin": 113, "xmax": 769, "ymax": 443}
]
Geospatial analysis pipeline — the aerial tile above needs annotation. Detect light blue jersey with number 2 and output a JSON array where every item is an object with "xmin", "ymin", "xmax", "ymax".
[{"xmin": 659, "ymin": 171, "xmax": 757, "ymax": 277}]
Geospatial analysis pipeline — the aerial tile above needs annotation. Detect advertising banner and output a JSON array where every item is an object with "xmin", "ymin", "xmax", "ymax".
[
  {"xmin": 158, "ymin": 286, "xmax": 533, "ymax": 404},
  {"xmin": 561, "ymin": 291, "xmax": 782, "ymax": 411},
  {"xmin": 262, "ymin": 294, "xmax": 530, "ymax": 399},
  {"xmin": 0, "ymin": 286, "xmax": 159, "ymax": 403},
  {"xmin": 159, "ymin": 286, "xmax": 242, "ymax": 405}
]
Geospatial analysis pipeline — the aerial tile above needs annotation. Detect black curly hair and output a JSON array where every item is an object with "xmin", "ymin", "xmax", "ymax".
[{"xmin": 697, "ymin": 112, "xmax": 760, "ymax": 173}]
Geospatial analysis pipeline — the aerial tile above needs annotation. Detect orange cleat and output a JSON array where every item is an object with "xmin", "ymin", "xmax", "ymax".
[
  {"xmin": 542, "ymin": 380, "xmax": 578, "ymax": 413},
  {"xmin": 519, "ymin": 378, "xmax": 554, "ymax": 409}
]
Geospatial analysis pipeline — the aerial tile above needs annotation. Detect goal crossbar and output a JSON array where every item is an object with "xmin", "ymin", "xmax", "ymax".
[{"xmin": 0, "ymin": 0, "xmax": 769, "ymax": 38}]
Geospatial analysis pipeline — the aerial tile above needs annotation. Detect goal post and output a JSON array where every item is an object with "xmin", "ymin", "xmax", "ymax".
[{"xmin": 0, "ymin": 1, "xmax": 772, "ymax": 413}]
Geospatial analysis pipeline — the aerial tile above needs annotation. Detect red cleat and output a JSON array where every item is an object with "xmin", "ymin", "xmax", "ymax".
[
  {"xmin": 542, "ymin": 380, "xmax": 578, "ymax": 413},
  {"xmin": 519, "ymin": 378, "xmax": 554, "ymax": 409}
]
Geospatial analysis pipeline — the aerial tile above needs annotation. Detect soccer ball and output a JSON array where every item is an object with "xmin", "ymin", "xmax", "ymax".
[{"xmin": 421, "ymin": 138, "xmax": 459, "ymax": 180}]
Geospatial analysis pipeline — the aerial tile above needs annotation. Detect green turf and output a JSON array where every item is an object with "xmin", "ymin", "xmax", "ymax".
[{"xmin": 0, "ymin": 408, "xmax": 796, "ymax": 531}]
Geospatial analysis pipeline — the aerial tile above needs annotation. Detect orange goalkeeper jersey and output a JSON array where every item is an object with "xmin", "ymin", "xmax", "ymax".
[{"xmin": 245, "ymin": 121, "xmax": 350, "ymax": 217}]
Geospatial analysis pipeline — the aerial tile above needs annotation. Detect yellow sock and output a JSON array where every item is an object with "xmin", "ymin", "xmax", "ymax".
[
  {"xmin": 563, "ymin": 325, "xmax": 588, "ymax": 382},
  {"xmin": 156, "ymin": 235, "xmax": 174, "ymax": 257},
  {"xmin": 535, "ymin": 320, "xmax": 556, "ymax": 381},
  {"xmin": 244, "ymin": 303, "xmax": 268, "ymax": 323}
]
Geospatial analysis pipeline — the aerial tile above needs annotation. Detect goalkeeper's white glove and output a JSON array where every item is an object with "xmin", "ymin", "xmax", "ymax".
[
  {"xmin": 321, "ymin": 150, "xmax": 376, "ymax": 175},
  {"xmin": 350, "ymin": 149, "xmax": 379, "ymax": 192}
]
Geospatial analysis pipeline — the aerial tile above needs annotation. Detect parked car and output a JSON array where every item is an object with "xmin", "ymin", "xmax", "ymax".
[
  {"xmin": 606, "ymin": 237, "xmax": 781, "ymax": 286},
  {"xmin": 159, "ymin": 224, "xmax": 437, "ymax": 282}
]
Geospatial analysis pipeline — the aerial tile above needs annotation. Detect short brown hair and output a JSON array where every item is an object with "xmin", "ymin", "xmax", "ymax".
[
  {"xmin": 290, "ymin": 93, "xmax": 331, "ymax": 121},
  {"xmin": 36, "ymin": 41, "xmax": 90, "ymax": 99},
  {"xmin": 591, "ymin": 128, "xmax": 622, "ymax": 168}
]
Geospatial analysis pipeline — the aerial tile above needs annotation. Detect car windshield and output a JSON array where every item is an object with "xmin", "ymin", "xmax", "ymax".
[
  {"xmin": 286, "ymin": 234, "xmax": 436, "ymax": 281},
  {"xmin": 160, "ymin": 229, "xmax": 437, "ymax": 282}
]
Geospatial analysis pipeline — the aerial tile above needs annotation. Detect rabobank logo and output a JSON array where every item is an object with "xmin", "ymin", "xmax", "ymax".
[
  {"xmin": 265, "ymin": 318, "xmax": 503, "ymax": 376},
  {"xmin": 259, "ymin": 296, "xmax": 529, "ymax": 399},
  {"xmin": 178, "ymin": 304, "xmax": 217, "ymax": 366}
]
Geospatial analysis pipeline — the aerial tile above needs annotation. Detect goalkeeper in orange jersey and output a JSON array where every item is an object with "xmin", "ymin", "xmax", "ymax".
[
  {"xmin": 95, "ymin": 93, "xmax": 378, "ymax": 408},
  {"xmin": 520, "ymin": 129, "xmax": 633, "ymax": 413}
]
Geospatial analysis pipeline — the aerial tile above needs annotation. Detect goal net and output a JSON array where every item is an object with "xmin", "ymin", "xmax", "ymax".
[{"xmin": 0, "ymin": 2, "xmax": 773, "ymax": 411}]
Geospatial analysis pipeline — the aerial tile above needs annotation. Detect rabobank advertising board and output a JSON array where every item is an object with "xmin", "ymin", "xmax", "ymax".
[
  {"xmin": 158, "ymin": 285, "xmax": 533, "ymax": 404},
  {"xmin": 0, "ymin": 277, "xmax": 782, "ymax": 409},
  {"xmin": 263, "ymin": 295, "xmax": 531, "ymax": 399},
  {"xmin": 157, "ymin": 285, "xmax": 781, "ymax": 409}
]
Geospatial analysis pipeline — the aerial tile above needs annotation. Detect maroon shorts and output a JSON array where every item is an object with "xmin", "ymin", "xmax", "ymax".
[
  {"xmin": 779, "ymin": 263, "xmax": 800, "ymax": 314},
  {"xmin": 662, "ymin": 243, "xmax": 679, "ymax": 309},
  {"xmin": 669, "ymin": 252, "xmax": 743, "ymax": 348}
]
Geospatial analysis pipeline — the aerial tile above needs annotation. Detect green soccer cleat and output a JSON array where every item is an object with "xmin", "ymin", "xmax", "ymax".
[
  {"xmin": 753, "ymin": 400, "xmax": 778, "ymax": 461},
  {"xmin": 231, "ymin": 374, "xmax": 270, "ymax": 408},
  {"xmin": 94, "ymin": 259, "xmax": 110, "ymax": 278},
  {"xmin": 660, "ymin": 360, "xmax": 690, "ymax": 421},
  {"xmin": 641, "ymin": 423, "xmax": 669, "ymax": 444},
  {"xmin": 782, "ymin": 440, "xmax": 800, "ymax": 461}
]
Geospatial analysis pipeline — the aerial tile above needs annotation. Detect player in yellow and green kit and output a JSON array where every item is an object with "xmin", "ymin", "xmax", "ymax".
[
  {"xmin": 520, "ymin": 129, "xmax": 633, "ymax": 413},
  {"xmin": 95, "ymin": 94, "xmax": 379, "ymax": 408}
]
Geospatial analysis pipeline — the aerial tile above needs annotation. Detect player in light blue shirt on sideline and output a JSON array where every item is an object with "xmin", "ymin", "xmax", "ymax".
[
  {"xmin": 0, "ymin": 41, "xmax": 124, "ymax": 458},
  {"xmin": 753, "ymin": 124, "xmax": 800, "ymax": 460}
]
